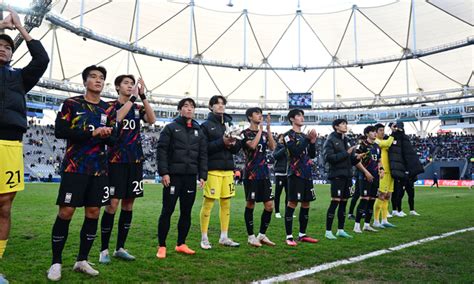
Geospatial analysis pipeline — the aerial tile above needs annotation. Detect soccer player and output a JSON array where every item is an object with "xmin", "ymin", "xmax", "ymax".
[
  {"xmin": 99, "ymin": 75, "xmax": 156, "ymax": 264},
  {"xmin": 199, "ymin": 95, "xmax": 241, "ymax": 249},
  {"xmin": 0, "ymin": 8, "xmax": 49, "ymax": 283},
  {"xmin": 242, "ymin": 108, "xmax": 276, "ymax": 247},
  {"xmin": 431, "ymin": 172, "xmax": 439, "ymax": 188},
  {"xmin": 47, "ymin": 66, "xmax": 116, "ymax": 281},
  {"xmin": 373, "ymin": 123, "xmax": 396, "ymax": 228},
  {"xmin": 156, "ymin": 98, "xmax": 207, "ymax": 258},
  {"xmin": 273, "ymin": 134, "xmax": 288, "ymax": 219},
  {"xmin": 353, "ymin": 126, "xmax": 383, "ymax": 233},
  {"xmin": 323, "ymin": 119, "xmax": 359, "ymax": 240},
  {"xmin": 283, "ymin": 109, "xmax": 318, "ymax": 246}
]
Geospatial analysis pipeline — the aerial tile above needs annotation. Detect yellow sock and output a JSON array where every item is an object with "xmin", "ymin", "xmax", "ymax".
[
  {"xmin": 0, "ymin": 240, "xmax": 8, "ymax": 258},
  {"xmin": 374, "ymin": 199, "xmax": 382, "ymax": 223},
  {"xmin": 219, "ymin": 198, "xmax": 231, "ymax": 233},
  {"xmin": 381, "ymin": 200, "xmax": 389, "ymax": 221},
  {"xmin": 200, "ymin": 198, "xmax": 215, "ymax": 235}
]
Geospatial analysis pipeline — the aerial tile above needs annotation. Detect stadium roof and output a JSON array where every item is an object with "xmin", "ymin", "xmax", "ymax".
[{"xmin": 4, "ymin": 0, "xmax": 473, "ymax": 108}]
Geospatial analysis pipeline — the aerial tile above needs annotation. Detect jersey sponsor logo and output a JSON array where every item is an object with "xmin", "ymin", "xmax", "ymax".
[
  {"xmin": 211, "ymin": 127, "xmax": 216, "ymax": 130},
  {"xmin": 194, "ymin": 130, "xmax": 199, "ymax": 136},
  {"xmin": 175, "ymin": 129, "xmax": 181, "ymax": 132},
  {"xmin": 76, "ymin": 111, "xmax": 86, "ymax": 115},
  {"xmin": 187, "ymin": 189, "xmax": 194, "ymax": 193},
  {"xmin": 9, "ymin": 183, "xmax": 18, "ymax": 189},
  {"xmin": 65, "ymin": 192, "xmax": 72, "ymax": 203}
]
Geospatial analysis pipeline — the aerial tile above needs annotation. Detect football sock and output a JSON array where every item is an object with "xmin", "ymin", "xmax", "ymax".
[
  {"xmin": 116, "ymin": 210, "xmax": 132, "ymax": 251},
  {"xmin": 244, "ymin": 207, "xmax": 254, "ymax": 236},
  {"xmin": 284, "ymin": 206, "xmax": 295, "ymax": 236},
  {"xmin": 299, "ymin": 207, "xmax": 309, "ymax": 235},
  {"xmin": 100, "ymin": 211, "xmax": 115, "ymax": 251},
  {"xmin": 200, "ymin": 197, "xmax": 214, "ymax": 237},
  {"xmin": 0, "ymin": 240, "xmax": 7, "ymax": 258},
  {"xmin": 326, "ymin": 200, "xmax": 338, "ymax": 231},
  {"xmin": 77, "ymin": 217, "xmax": 98, "ymax": 261},
  {"xmin": 51, "ymin": 216, "xmax": 71, "ymax": 264},
  {"xmin": 356, "ymin": 199, "xmax": 368, "ymax": 223},
  {"xmin": 374, "ymin": 198, "xmax": 383, "ymax": 223},
  {"xmin": 337, "ymin": 200, "xmax": 347, "ymax": 230},
  {"xmin": 365, "ymin": 200, "xmax": 375, "ymax": 224},
  {"xmin": 259, "ymin": 209, "xmax": 272, "ymax": 235},
  {"xmin": 381, "ymin": 200, "xmax": 389, "ymax": 221},
  {"xmin": 219, "ymin": 198, "xmax": 231, "ymax": 233}
]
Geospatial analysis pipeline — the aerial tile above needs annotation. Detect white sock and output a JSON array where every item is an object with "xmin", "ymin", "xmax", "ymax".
[
  {"xmin": 354, "ymin": 223, "xmax": 361, "ymax": 230},
  {"xmin": 220, "ymin": 232, "xmax": 228, "ymax": 240},
  {"xmin": 201, "ymin": 233, "xmax": 208, "ymax": 241},
  {"xmin": 257, "ymin": 233, "xmax": 264, "ymax": 238},
  {"xmin": 373, "ymin": 220, "xmax": 380, "ymax": 225},
  {"xmin": 337, "ymin": 229, "xmax": 344, "ymax": 233},
  {"xmin": 286, "ymin": 235, "xmax": 293, "ymax": 240},
  {"xmin": 326, "ymin": 230, "xmax": 332, "ymax": 234},
  {"xmin": 363, "ymin": 223, "xmax": 370, "ymax": 228},
  {"xmin": 298, "ymin": 232, "xmax": 306, "ymax": 238}
]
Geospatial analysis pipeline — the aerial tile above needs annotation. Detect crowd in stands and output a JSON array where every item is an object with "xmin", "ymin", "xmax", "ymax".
[{"xmin": 22, "ymin": 121, "xmax": 473, "ymax": 181}]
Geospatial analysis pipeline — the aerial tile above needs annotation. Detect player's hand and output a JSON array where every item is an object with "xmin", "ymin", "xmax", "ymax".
[
  {"xmin": 131, "ymin": 81, "xmax": 139, "ymax": 99},
  {"xmin": 0, "ymin": 14, "xmax": 14, "ymax": 30},
  {"xmin": 162, "ymin": 174, "xmax": 170, "ymax": 187},
  {"xmin": 8, "ymin": 8, "xmax": 22, "ymax": 29},
  {"xmin": 347, "ymin": 145, "xmax": 356, "ymax": 154},
  {"xmin": 223, "ymin": 135, "xmax": 235, "ymax": 147},
  {"xmin": 355, "ymin": 152, "xmax": 366, "ymax": 160},
  {"xmin": 365, "ymin": 172, "xmax": 374, "ymax": 182},
  {"xmin": 137, "ymin": 78, "xmax": 146, "ymax": 97},
  {"xmin": 379, "ymin": 168, "xmax": 385, "ymax": 179},
  {"xmin": 199, "ymin": 179, "xmax": 205, "ymax": 189},
  {"xmin": 308, "ymin": 129, "xmax": 317, "ymax": 143},
  {"xmin": 92, "ymin": 127, "xmax": 109, "ymax": 137},
  {"xmin": 266, "ymin": 113, "xmax": 271, "ymax": 130},
  {"xmin": 98, "ymin": 127, "xmax": 113, "ymax": 138}
]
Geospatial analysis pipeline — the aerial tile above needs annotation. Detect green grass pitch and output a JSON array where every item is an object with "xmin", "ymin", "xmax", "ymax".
[{"xmin": 1, "ymin": 183, "xmax": 473, "ymax": 282}]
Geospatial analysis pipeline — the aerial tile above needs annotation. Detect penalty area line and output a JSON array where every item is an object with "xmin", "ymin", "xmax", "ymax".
[{"xmin": 254, "ymin": 227, "xmax": 474, "ymax": 283}]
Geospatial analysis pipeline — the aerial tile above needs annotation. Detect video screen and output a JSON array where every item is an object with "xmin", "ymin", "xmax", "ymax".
[{"xmin": 288, "ymin": 93, "xmax": 312, "ymax": 109}]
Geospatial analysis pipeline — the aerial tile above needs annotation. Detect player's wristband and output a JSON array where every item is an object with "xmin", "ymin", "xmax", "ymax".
[
  {"xmin": 139, "ymin": 93, "xmax": 147, "ymax": 101},
  {"xmin": 129, "ymin": 96, "xmax": 137, "ymax": 103}
]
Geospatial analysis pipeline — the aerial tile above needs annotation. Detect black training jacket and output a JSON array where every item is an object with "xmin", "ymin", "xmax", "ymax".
[
  {"xmin": 157, "ymin": 116, "xmax": 208, "ymax": 180},
  {"xmin": 200, "ymin": 112, "xmax": 241, "ymax": 171},
  {"xmin": 323, "ymin": 131, "xmax": 353, "ymax": 179},
  {"xmin": 273, "ymin": 142, "xmax": 288, "ymax": 174},
  {"xmin": 0, "ymin": 40, "xmax": 49, "ymax": 140}
]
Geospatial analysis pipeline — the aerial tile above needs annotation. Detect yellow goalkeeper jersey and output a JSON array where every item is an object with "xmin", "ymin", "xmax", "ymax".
[{"xmin": 375, "ymin": 136, "xmax": 394, "ymax": 173}]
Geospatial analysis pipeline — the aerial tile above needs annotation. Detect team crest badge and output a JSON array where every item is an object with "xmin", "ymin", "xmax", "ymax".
[
  {"xmin": 100, "ymin": 114, "xmax": 107, "ymax": 125},
  {"xmin": 210, "ymin": 188, "xmax": 215, "ymax": 195},
  {"xmin": 65, "ymin": 192, "xmax": 72, "ymax": 203},
  {"xmin": 194, "ymin": 129, "xmax": 199, "ymax": 136},
  {"xmin": 110, "ymin": 186, "xmax": 115, "ymax": 196}
]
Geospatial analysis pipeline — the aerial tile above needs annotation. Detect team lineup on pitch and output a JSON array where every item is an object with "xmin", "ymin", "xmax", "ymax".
[{"xmin": 0, "ymin": 3, "xmax": 473, "ymax": 284}]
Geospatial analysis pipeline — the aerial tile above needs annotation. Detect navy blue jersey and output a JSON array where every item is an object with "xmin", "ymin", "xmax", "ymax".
[
  {"xmin": 242, "ymin": 128, "xmax": 270, "ymax": 180},
  {"xmin": 284, "ymin": 129, "xmax": 316, "ymax": 180},
  {"xmin": 107, "ymin": 101, "xmax": 146, "ymax": 163},
  {"xmin": 356, "ymin": 140, "xmax": 381, "ymax": 178},
  {"xmin": 57, "ymin": 95, "xmax": 115, "ymax": 176}
]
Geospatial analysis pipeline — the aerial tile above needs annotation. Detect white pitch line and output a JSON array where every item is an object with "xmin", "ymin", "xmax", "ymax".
[{"xmin": 254, "ymin": 227, "xmax": 474, "ymax": 283}]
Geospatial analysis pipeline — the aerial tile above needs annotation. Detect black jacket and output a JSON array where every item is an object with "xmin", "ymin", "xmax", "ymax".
[
  {"xmin": 323, "ymin": 131, "xmax": 353, "ymax": 179},
  {"xmin": 389, "ymin": 130, "xmax": 424, "ymax": 180},
  {"xmin": 401, "ymin": 132, "xmax": 424, "ymax": 178},
  {"xmin": 0, "ymin": 40, "xmax": 49, "ymax": 140},
  {"xmin": 157, "ymin": 116, "xmax": 208, "ymax": 180},
  {"xmin": 201, "ymin": 112, "xmax": 241, "ymax": 171},
  {"xmin": 273, "ymin": 142, "xmax": 287, "ymax": 174}
]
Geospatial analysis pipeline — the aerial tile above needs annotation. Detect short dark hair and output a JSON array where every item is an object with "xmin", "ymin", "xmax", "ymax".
[
  {"xmin": 0, "ymin": 34, "xmax": 14, "ymax": 52},
  {"xmin": 208, "ymin": 95, "xmax": 227, "ymax": 108},
  {"xmin": 114, "ymin": 75, "xmax": 135, "ymax": 92},
  {"xmin": 245, "ymin": 107, "xmax": 262, "ymax": 122},
  {"xmin": 374, "ymin": 123, "xmax": 385, "ymax": 131},
  {"xmin": 332, "ymin": 118, "xmax": 347, "ymax": 130},
  {"xmin": 82, "ymin": 65, "xmax": 107, "ymax": 82},
  {"xmin": 364, "ymin": 125, "xmax": 376, "ymax": 135},
  {"xmin": 178, "ymin": 97, "xmax": 196, "ymax": 110},
  {"xmin": 287, "ymin": 109, "xmax": 304, "ymax": 125}
]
